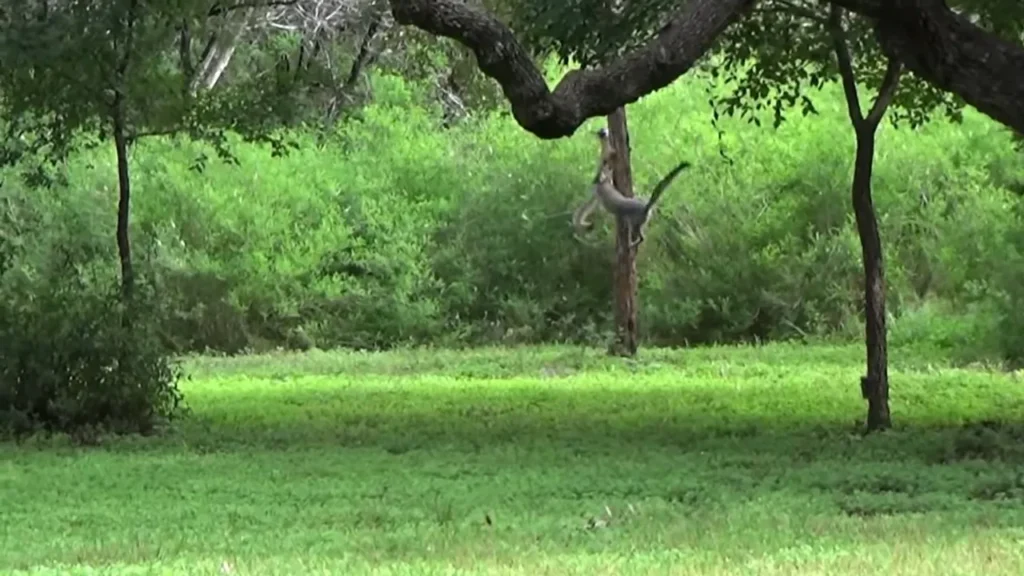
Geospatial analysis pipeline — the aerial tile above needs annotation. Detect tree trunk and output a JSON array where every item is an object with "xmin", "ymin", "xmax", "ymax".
[
  {"xmin": 606, "ymin": 107, "xmax": 639, "ymax": 357},
  {"xmin": 829, "ymin": 6, "xmax": 897, "ymax": 432},
  {"xmin": 112, "ymin": 103, "xmax": 134, "ymax": 301},
  {"xmin": 852, "ymin": 125, "xmax": 890, "ymax": 432}
]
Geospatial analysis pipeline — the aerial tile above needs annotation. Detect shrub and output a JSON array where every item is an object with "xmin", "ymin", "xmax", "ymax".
[{"xmin": 0, "ymin": 187, "xmax": 185, "ymax": 437}]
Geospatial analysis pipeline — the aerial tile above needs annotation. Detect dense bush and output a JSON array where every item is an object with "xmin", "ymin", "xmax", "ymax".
[
  {"xmin": 0, "ymin": 183, "xmax": 185, "ymax": 437},
  {"xmin": 0, "ymin": 279, "xmax": 185, "ymax": 438},
  {"xmin": 3, "ymin": 71, "xmax": 1023, "ymax": 359}
]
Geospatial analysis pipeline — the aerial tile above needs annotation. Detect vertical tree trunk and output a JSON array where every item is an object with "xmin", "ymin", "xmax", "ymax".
[
  {"xmin": 605, "ymin": 107, "xmax": 639, "ymax": 357},
  {"xmin": 852, "ymin": 126, "xmax": 890, "ymax": 431},
  {"xmin": 111, "ymin": 1, "xmax": 138, "ymax": 304},
  {"xmin": 829, "ymin": 6, "xmax": 898, "ymax": 433},
  {"xmin": 112, "ymin": 103, "xmax": 134, "ymax": 302}
]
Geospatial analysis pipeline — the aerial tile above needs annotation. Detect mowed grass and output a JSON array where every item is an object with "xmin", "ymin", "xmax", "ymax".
[{"xmin": 3, "ymin": 342, "xmax": 1024, "ymax": 575}]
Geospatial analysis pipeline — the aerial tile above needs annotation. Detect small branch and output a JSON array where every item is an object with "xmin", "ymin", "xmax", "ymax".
[
  {"xmin": 342, "ymin": 12, "xmax": 383, "ymax": 90},
  {"xmin": 828, "ymin": 3, "xmax": 863, "ymax": 125},
  {"xmin": 387, "ymin": 0, "xmax": 756, "ymax": 139},
  {"xmin": 133, "ymin": 126, "xmax": 185, "ymax": 140},
  {"xmin": 322, "ymin": 12, "xmax": 385, "ymax": 126},
  {"xmin": 864, "ymin": 57, "xmax": 902, "ymax": 126},
  {"xmin": 209, "ymin": 0, "xmax": 298, "ymax": 17},
  {"xmin": 178, "ymin": 20, "xmax": 194, "ymax": 84},
  {"xmin": 768, "ymin": 0, "xmax": 828, "ymax": 25},
  {"xmin": 199, "ymin": 32, "xmax": 218, "ymax": 65}
]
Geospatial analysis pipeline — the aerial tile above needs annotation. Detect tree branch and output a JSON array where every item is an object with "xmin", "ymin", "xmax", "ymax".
[
  {"xmin": 179, "ymin": 20, "xmax": 194, "ymax": 81},
  {"xmin": 865, "ymin": 57, "xmax": 902, "ymax": 127},
  {"xmin": 770, "ymin": 0, "xmax": 828, "ymax": 25},
  {"xmin": 387, "ymin": 0, "xmax": 1024, "ymax": 136},
  {"xmin": 343, "ymin": 12, "xmax": 383, "ymax": 90},
  {"xmin": 209, "ymin": 0, "xmax": 299, "ymax": 17},
  {"xmin": 387, "ymin": 0, "xmax": 756, "ymax": 139},
  {"xmin": 834, "ymin": 0, "xmax": 1024, "ymax": 133},
  {"xmin": 828, "ymin": 4, "xmax": 863, "ymax": 126}
]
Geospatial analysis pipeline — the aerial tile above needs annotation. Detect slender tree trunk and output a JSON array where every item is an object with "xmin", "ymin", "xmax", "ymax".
[
  {"xmin": 852, "ymin": 126, "xmax": 890, "ymax": 431},
  {"xmin": 110, "ymin": 0, "xmax": 138, "ymax": 303},
  {"xmin": 606, "ymin": 107, "xmax": 639, "ymax": 357},
  {"xmin": 829, "ymin": 6, "xmax": 899, "ymax": 432},
  {"xmin": 112, "ymin": 103, "xmax": 134, "ymax": 301}
]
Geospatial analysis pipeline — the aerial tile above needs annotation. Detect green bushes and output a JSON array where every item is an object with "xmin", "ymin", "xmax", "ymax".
[
  {"xmin": 0, "ymin": 183, "xmax": 184, "ymax": 436},
  {"xmin": 3, "ymin": 72, "xmax": 1023, "ymax": 359},
  {"xmin": 0, "ymin": 279, "xmax": 185, "ymax": 437}
]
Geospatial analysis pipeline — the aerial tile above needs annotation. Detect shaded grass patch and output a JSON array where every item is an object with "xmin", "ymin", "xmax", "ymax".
[{"xmin": 3, "ymin": 342, "xmax": 1024, "ymax": 574}]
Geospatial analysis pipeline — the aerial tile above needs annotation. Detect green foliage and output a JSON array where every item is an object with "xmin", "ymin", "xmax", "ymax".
[
  {"xmin": 713, "ymin": 2, "xmax": 962, "ymax": 131},
  {"xmin": 0, "ymin": 267, "xmax": 185, "ymax": 439},
  {"xmin": 4, "ymin": 344, "xmax": 1024, "ymax": 572},
  {"xmin": 0, "ymin": 173, "xmax": 185, "ymax": 437},
  {"xmin": 0, "ymin": 0, "xmax": 315, "ymax": 184},
  {"xmin": 991, "ymin": 206, "xmax": 1024, "ymax": 367},
  {"xmin": 4, "ymin": 70, "xmax": 1023, "ymax": 356},
  {"xmin": 509, "ymin": 0, "xmax": 675, "ymax": 67}
]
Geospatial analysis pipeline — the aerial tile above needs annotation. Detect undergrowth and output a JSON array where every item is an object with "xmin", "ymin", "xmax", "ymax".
[{"xmin": 2, "ymin": 71, "xmax": 1022, "ymax": 357}]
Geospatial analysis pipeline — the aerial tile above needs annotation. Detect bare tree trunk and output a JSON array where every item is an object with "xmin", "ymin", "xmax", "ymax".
[
  {"xmin": 110, "ymin": 0, "xmax": 138, "ymax": 302},
  {"xmin": 190, "ymin": 8, "xmax": 254, "ymax": 94},
  {"xmin": 852, "ymin": 126, "xmax": 890, "ymax": 431},
  {"xmin": 112, "ymin": 103, "xmax": 134, "ymax": 302},
  {"xmin": 830, "ymin": 5, "xmax": 899, "ymax": 432},
  {"xmin": 606, "ymin": 107, "xmax": 639, "ymax": 357}
]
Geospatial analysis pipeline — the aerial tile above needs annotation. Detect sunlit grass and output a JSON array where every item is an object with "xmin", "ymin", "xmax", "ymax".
[{"xmin": 3, "ymin": 342, "xmax": 1024, "ymax": 574}]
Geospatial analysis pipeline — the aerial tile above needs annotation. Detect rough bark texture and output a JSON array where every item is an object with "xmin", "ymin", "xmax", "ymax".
[
  {"xmin": 606, "ymin": 108, "xmax": 639, "ymax": 357},
  {"xmin": 870, "ymin": 0, "xmax": 1024, "ymax": 134},
  {"xmin": 388, "ymin": 0, "xmax": 755, "ymax": 138},
  {"xmin": 852, "ymin": 127, "xmax": 891, "ymax": 432},
  {"xmin": 389, "ymin": 0, "xmax": 1024, "ymax": 138},
  {"xmin": 830, "ymin": 4, "xmax": 896, "ymax": 432}
]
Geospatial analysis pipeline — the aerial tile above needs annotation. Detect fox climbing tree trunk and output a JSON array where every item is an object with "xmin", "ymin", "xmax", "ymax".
[{"xmin": 606, "ymin": 107, "xmax": 639, "ymax": 357}]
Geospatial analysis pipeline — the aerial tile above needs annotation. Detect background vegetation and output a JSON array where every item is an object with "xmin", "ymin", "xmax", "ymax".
[{"xmin": 2, "ymin": 68, "xmax": 1021, "ymax": 359}]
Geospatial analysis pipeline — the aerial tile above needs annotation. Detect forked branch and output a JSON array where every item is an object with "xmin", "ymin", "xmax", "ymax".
[
  {"xmin": 829, "ymin": 4, "xmax": 903, "ymax": 130},
  {"xmin": 387, "ymin": 0, "xmax": 756, "ymax": 139}
]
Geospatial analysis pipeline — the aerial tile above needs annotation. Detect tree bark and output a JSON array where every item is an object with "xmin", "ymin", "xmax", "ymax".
[
  {"xmin": 388, "ymin": 0, "xmax": 756, "ymax": 138},
  {"xmin": 867, "ymin": 0, "xmax": 1024, "ymax": 135},
  {"xmin": 112, "ymin": 103, "xmax": 134, "ymax": 302},
  {"xmin": 189, "ymin": 7, "xmax": 255, "ymax": 94},
  {"xmin": 111, "ymin": 0, "xmax": 138, "ymax": 302},
  {"xmin": 388, "ymin": 0, "xmax": 1024, "ymax": 138},
  {"xmin": 852, "ymin": 126, "xmax": 890, "ymax": 432},
  {"xmin": 606, "ymin": 107, "xmax": 639, "ymax": 357},
  {"xmin": 830, "ymin": 5, "xmax": 897, "ymax": 432}
]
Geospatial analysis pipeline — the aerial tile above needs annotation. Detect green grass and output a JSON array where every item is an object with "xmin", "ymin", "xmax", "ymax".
[{"xmin": 4, "ymin": 342, "xmax": 1024, "ymax": 575}]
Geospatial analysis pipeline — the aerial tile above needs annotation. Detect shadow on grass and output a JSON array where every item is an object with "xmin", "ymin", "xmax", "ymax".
[{"xmin": 166, "ymin": 382, "xmax": 1024, "ymax": 467}]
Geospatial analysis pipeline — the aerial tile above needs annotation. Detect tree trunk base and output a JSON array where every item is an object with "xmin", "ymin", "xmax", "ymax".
[{"xmin": 861, "ymin": 376, "xmax": 891, "ymax": 432}]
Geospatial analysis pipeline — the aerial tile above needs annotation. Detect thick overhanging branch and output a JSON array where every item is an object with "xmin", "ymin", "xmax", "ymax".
[
  {"xmin": 832, "ymin": 0, "xmax": 1024, "ymax": 133},
  {"xmin": 387, "ymin": 0, "xmax": 756, "ymax": 139},
  {"xmin": 872, "ymin": 0, "xmax": 1024, "ymax": 133},
  {"xmin": 388, "ymin": 0, "xmax": 1024, "ymax": 137}
]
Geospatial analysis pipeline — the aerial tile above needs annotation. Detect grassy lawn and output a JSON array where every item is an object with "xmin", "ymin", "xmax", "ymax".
[{"xmin": 3, "ymin": 342, "xmax": 1024, "ymax": 575}]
